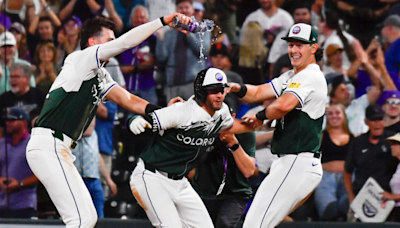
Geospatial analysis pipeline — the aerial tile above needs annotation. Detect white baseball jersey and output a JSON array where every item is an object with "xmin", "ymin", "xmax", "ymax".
[
  {"xmin": 269, "ymin": 63, "xmax": 327, "ymax": 154},
  {"xmin": 141, "ymin": 96, "xmax": 234, "ymax": 176},
  {"xmin": 35, "ymin": 45, "xmax": 117, "ymax": 140}
]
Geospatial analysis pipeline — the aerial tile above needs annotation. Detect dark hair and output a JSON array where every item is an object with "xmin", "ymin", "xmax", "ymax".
[
  {"xmin": 34, "ymin": 41, "xmax": 57, "ymax": 65},
  {"xmin": 176, "ymin": 0, "xmax": 193, "ymax": 6},
  {"xmin": 39, "ymin": 16, "xmax": 54, "ymax": 26},
  {"xmin": 80, "ymin": 16, "xmax": 115, "ymax": 50},
  {"xmin": 315, "ymin": 48, "xmax": 324, "ymax": 62}
]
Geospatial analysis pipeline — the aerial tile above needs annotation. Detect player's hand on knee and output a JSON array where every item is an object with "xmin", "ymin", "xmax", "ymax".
[{"xmin": 129, "ymin": 116, "xmax": 152, "ymax": 135}]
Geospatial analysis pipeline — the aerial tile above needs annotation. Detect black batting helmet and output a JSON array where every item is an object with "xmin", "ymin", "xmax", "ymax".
[{"xmin": 194, "ymin": 68, "xmax": 229, "ymax": 103}]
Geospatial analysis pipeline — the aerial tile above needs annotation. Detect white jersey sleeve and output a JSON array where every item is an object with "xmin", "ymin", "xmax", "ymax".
[
  {"xmin": 219, "ymin": 103, "xmax": 235, "ymax": 130},
  {"xmin": 72, "ymin": 45, "xmax": 102, "ymax": 76},
  {"xmin": 270, "ymin": 71, "xmax": 291, "ymax": 98},
  {"xmin": 151, "ymin": 102, "xmax": 187, "ymax": 130},
  {"xmin": 98, "ymin": 68, "xmax": 117, "ymax": 101}
]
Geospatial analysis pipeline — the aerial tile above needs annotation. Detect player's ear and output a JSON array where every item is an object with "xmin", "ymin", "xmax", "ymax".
[
  {"xmin": 311, "ymin": 43, "xmax": 318, "ymax": 54},
  {"xmin": 87, "ymin": 37, "xmax": 96, "ymax": 47}
]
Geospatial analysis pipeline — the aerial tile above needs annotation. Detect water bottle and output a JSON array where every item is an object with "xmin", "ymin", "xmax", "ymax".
[{"xmin": 172, "ymin": 16, "xmax": 214, "ymax": 33}]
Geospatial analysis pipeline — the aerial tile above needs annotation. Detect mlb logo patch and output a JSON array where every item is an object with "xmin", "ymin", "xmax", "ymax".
[
  {"xmin": 292, "ymin": 26, "xmax": 301, "ymax": 34},
  {"xmin": 215, "ymin": 73, "xmax": 223, "ymax": 81}
]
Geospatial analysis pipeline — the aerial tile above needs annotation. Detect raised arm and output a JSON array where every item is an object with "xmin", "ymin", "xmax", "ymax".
[{"xmin": 97, "ymin": 13, "xmax": 190, "ymax": 62}]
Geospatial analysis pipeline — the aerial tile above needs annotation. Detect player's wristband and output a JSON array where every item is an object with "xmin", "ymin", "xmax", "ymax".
[
  {"xmin": 145, "ymin": 103, "xmax": 161, "ymax": 114},
  {"xmin": 229, "ymin": 143, "xmax": 240, "ymax": 152},
  {"xmin": 160, "ymin": 17, "xmax": 167, "ymax": 26},
  {"xmin": 235, "ymin": 84, "xmax": 247, "ymax": 98},
  {"xmin": 255, "ymin": 109, "xmax": 267, "ymax": 121}
]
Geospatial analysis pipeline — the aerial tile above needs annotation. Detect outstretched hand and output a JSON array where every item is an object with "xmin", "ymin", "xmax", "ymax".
[{"xmin": 163, "ymin": 13, "xmax": 192, "ymax": 34}]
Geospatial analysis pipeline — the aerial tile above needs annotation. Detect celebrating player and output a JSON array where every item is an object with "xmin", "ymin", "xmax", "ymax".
[
  {"xmin": 230, "ymin": 23, "xmax": 327, "ymax": 228},
  {"xmin": 26, "ymin": 13, "xmax": 191, "ymax": 228},
  {"xmin": 127, "ymin": 67, "xmax": 253, "ymax": 227}
]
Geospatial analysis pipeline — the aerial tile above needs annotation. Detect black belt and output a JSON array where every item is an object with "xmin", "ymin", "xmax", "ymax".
[
  {"xmin": 145, "ymin": 164, "xmax": 184, "ymax": 180},
  {"xmin": 277, "ymin": 153, "xmax": 320, "ymax": 158},
  {"xmin": 52, "ymin": 131, "xmax": 77, "ymax": 149}
]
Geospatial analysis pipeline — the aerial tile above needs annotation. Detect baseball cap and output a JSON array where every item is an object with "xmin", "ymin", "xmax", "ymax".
[
  {"xmin": 383, "ymin": 15, "xmax": 400, "ymax": 28},
  {"xmin": 0, "ymin": 31, "xmax": 16, "ymax": 47},
  {"xmin": 202, "ymin": 68, "xmax": 229, "ymax": 89},
  {"xmin": 10, "ymin": 22, "xmax": 26, "ymax": 34},
  {"xmin": 365, "ymin": 103, "xmax": 385, "ymax": 121},
  {"xmin": 65, "ymin": 15, "xmax": 82, "ymax": 27},
  {"xmin": 387, "ymin": 133, "xmax": 400, "ymax": 143},
  {"xmin": 209, "ymin": 43, "xmax": 228, "ymax": 57},
  {"xmin": 4, "ymin": 108, "xmax": 29, "ymax": 121},
  {"xmin": 193, "ymin": 2, "xmax": 205, "ymax": 11},
  {"xmin": 378, "ymin": 90, "xmax": 400, "ymax": 105},
  {"xmin": 326, "ymin": 44, "xmax": 343, "ymax": 57},
  {"xmin": 281, "ymin": 23, "xmax": 318, "ymax": 44}
]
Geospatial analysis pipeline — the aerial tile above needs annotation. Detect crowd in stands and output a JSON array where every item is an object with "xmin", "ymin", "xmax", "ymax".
[{"xmin": 2, "ymin": 0, "xmax": 400, "ymax": 225}]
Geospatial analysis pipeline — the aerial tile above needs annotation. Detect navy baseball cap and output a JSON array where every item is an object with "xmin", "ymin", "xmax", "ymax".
[
  {"xmin": 365, "ymin": 104, "xmax": 385, "ymax": 121},
  {"xmin": 5, "ymin": 108, "xmax": 29, "ymax": 121},
  {"xmin": 281, "ymin": 23, "xmax": 318, "ymax": 44}
]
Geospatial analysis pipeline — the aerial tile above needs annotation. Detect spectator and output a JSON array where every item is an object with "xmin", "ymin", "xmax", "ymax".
[
  {"xmin": 147, "ymin": 0, "xmax": 176, "ymax": 22},
  {"xmin": 102, "ymin": 0, "xmax": 124, "ymax": 34},
  {"xmin": 323, "ymin": 44, "xmax": 346, "ymax": 75},
  {"xmin": 104, "ymin": 57, "xmax": 126, "ymax": 88},
  {"xmin": 329, "ymin": 75, "xmax": 381, "ymax": 136},
  {"xmin": 268, "ymin": 2, "xmax": 313, "ymax": 71},
  {"xmin": 0, "ymin": 108, "xmax": 39, "ymax": 218},
  {"xmin": 242, "ymin": 0, "xmax": 294, "ymax": 35},
  {"xmin": 207, "ymin": 0, "xmax": 238, "ymax": 45},
  {"xmin": 9, "ymin": 22, "xmax": 30, "ymax": 63},
  {"xmin": 381, "ymin": 15, "xmax": 400, "ymax": 89},
  {"xmin": 71, "ymin": 119, "xmax": 117, "ymax": 218},
  {"xmin": 209, "ymin": 43, "xmax": 243, "ymax": 113},
  {"xmin": 237, "ymin": 21, "xmax": 268, "ymax": 85},
  {"xmin": 314, "ymin": 103, "xmax": 353, "ymax": 221},
  {"xmin": 1, "ymin": 0, "xmax": 39, "ymax": 23},
  {"xmin": 120, "ymin": 5, "xmax": 158, "ymax": 104},
  {"xmin": 113, "ymin": 0, "xmax": 147, "ymax": 27},
  {"xmin": 95, "ymin": 102, "xmax": 118, "ymax": 198},
  {"xmin": 319, "ymin": 10, "xmax": 362, "ymax": 71},
  {"xmin": 311, "ymin": 0, "xmax": 324, "ymax": 29},
  {"xmin": 380, "ymin": 90, "xmax": 400, "ymax": 133},
  {"xmin": 33, "ymin": 41, "xmax": 60, "ymax": 93},
  {"xmin": 56, "ymin": 15, "xmax": 82, "ymax": 67},
  {"xmin": 191, "ymin": 129, "xmax": 256, "ymax": 228},
  {"xmin": 0, "ymin": 63, "xmax": 45, "ymax": 120},
  {"xmin": 0, "ymin": 32, "xmax": 35, "ymax": 95},
  {"xmin": 27, "ymin": 15, "xmax": 60, "ymax": 61},
  {"xmin": 353, "ymin": 39, "xmax": 397, "ymax": 98},
  {"xmin": 382, "ymin": 133, "xmax": 400, "ymax": 222},
  {"xmin": 156, "ymin": 0, "xmax": 211, "ymax": 101},
  {"xmin": 59, "ymin": 0, "xmax": 104, "ymax": 23},
  {"xmin": 193, "ymin": 2, "xmax": 205, "ymax": 22},
  {"xmin": 333, "ymin": 0, "xmax": 389, "ymax": 48},
  {"xmin": 344, "ymin": 104, "xmax": 398, "ymax": 216}
]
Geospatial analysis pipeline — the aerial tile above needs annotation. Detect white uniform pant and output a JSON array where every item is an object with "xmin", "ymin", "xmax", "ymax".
[
  {"xmin": 26, "ymin": 128, "xmax": 97, "ymax": 228},
  {"xmin": 130, "ymin": 159, "xmax": 214, "ymax": 228},
  {"xmin": 243, "ymin": 152, "xmax": 322, "ymax": 228}
]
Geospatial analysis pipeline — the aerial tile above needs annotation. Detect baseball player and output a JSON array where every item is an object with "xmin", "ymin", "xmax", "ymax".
[
  {"xmin": 25, "ymin": 13, "xmax": 191, "ymax": 228},
  {"xmin": 230, "ymin": 23, "xmax": 327, "ymax": 228},
  {"xmin": 127, "ymin": 68, "xmax": 253, "ymax": 227}
]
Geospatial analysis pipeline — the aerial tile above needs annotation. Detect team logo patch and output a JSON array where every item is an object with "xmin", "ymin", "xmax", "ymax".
[
  {"xmin": 215, "ymin": 73, "xmax": 223, "ymax": 81},
  {"xmin": 288, "ymin": 82, "xmax": 301, "ymax": 88},
  {"xmin": 292, "ymin": 26, "xmax": 301, "ymax": 34}
]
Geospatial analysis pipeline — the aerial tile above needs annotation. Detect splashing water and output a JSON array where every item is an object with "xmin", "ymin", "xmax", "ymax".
[{"xmin": 198, "ymin": 19, "xmax": 215, "ymax": 63}]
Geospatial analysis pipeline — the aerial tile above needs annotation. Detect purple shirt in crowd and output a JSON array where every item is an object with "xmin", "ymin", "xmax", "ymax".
[
  {"xmin": 0, "ymin": 133, "xmax": 37, "ymax": 210},
  {"xmin": 356, "ymin": 69, "xmax": 400, "ymax": 98},
  {"xmin": 120, "ymin": 35, "xmax": 156, "ymax": 91}
]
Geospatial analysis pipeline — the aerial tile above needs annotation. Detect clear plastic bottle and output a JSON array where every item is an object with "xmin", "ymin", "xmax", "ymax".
[{"xmin": 172, "ymin": 16, "xmax": 214, "ymax": 33}]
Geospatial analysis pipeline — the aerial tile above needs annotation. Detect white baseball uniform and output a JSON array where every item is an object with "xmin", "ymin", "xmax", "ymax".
[
  {"xmin": 26, "ymin": 18, "xmax": 166, "ymax": 228},
  {"xmin": 243, "ymin": 63, "xmax": 327, "ymax": 228},
  {"xmin": 130, "ymin": 96, "xmax": 234, "ymax": 228}
]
